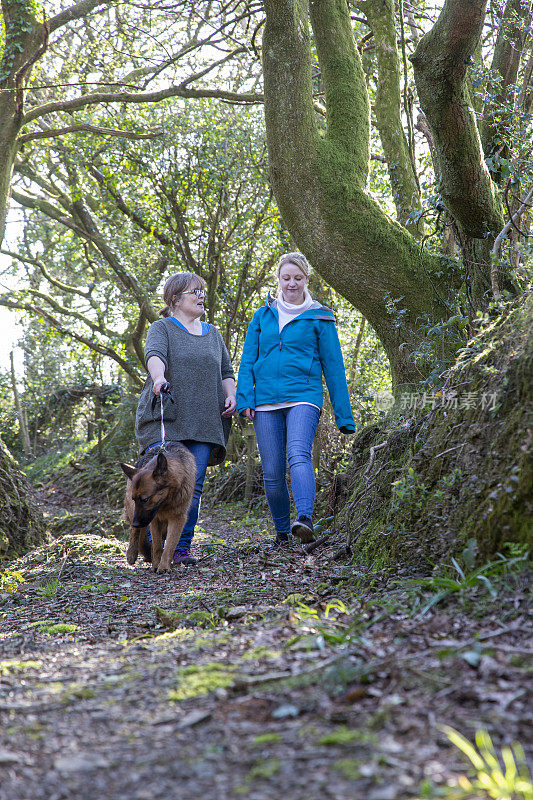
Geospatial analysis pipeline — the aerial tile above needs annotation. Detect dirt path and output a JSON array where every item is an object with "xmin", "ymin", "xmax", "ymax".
[{"xmin": 0, "ymin": 489, "xmax": 531, "ymax": 800}]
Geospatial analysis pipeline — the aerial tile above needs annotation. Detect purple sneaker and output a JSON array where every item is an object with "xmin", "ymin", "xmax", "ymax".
[{"xmin": 173, "ymin": 547, "xmax": 197, "ymax": 565}]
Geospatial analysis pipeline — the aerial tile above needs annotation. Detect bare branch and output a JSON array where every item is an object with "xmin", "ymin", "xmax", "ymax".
[
  {"xmin": 26, "ymin": 288, "xmax": 116, "ymax": 338},
  {"xmin": 88, "ymin": 166, "xmax": 172, "ymax": 247},
  {"xmin": 0, "ymin": 247, "xmax": 92, "ymax": 298},
  {"xmin": 23, "ymin": 86, "xmax": 263, "ymax": 126},
  {"xmin": 48, "ymin": 0, "xmax": 113, "ymax": 33},
  {"xmin": 0, "ymin": 296, "xmax": 143, "ymax": 384},
  {"xmin": 491, "ymin": 185, "xmax": 533, "ymax": 299},
  {"xmin": 10, "ymin": 188, "xmax": 157, "ymax": 317},
  {"xmin": 175, "ymin": 46, "xmax": 247, "ymax": 90},
  {"xmin": 18, "ymin": 124, "xmax": 164, "ymax": 145},
  {"xmin": 70, "ymin": 198, "xmax": 157, "ymax": 317}
]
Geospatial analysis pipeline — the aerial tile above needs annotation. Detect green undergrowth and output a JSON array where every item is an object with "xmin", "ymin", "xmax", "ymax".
[
  {"xmin": 156, "ymin": 606, "xmax": 225, "ymax": 631},
  {"xmin": 49, "ymin": 508, "xmax": 125, "ymax": 541},
  {"xmin": 26, "ymin": 438, "xmax": 132, "ymax": 507},
  {"xmin": 412, "ymin": 727, "xmax": 533, "ymax": 800},
  {"xmin": 0, "ymin": 533, "xmax": 127, "ymax": 604}
]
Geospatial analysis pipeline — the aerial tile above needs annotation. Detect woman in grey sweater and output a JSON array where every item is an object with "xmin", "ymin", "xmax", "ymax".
[{"xmin": 135, "ymin": 272, "xmax": 236, "ymax": 564}]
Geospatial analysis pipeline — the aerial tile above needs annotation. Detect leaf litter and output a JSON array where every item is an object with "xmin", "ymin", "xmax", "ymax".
[{"xmin": 0, "ymin": 485, "xmax": 531, "ymax": 800}]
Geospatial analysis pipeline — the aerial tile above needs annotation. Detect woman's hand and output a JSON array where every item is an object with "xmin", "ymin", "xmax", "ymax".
[
  {"xmin": 242, "ymin": 408, "xmax": 255, "ymax": 420},
  {"xmin": 222, "ymin": 394, "xmax": 237, "ymax": 417},
  {"xmin": 152, "ymin": 376, "xmax": 168, "ymax": 396},
  {"xmin": 221, "ymin": 377, "xmax": 237, "ymax": 417}
]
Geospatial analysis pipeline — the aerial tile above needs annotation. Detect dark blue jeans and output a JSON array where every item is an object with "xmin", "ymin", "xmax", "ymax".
[
  {"xmin": 178, "ymin": 441, "xmax": 212, "ymax": 549},
  {"xmin": 253, "ymin": 405, "xmax": 320, "ymax": 536},
  {"xmin": 145, "ymin": 440, "xmax": 212, "ymax": 550}
]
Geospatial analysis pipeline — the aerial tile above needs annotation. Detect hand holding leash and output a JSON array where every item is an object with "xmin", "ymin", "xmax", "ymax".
[
  {"xmin": 151, "ymin": 384, "xmax": 174, "ymax": 413},
  {"xmin": 152, "ymin": 376, "xmax": 168, "ymax": 395}
]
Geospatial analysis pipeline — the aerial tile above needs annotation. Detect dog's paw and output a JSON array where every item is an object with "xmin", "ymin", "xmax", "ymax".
[
  {"xmin": 126, "ymin": 549, "xmax": 138, "ymax": 565},
  {"xmin": 156, "ymin": 560, "xmax": 171, "ymax": 574}
]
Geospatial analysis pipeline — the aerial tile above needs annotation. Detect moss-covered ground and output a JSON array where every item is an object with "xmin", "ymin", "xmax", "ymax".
[{"xmin": 339, "ymin": 297, "xmax": 532, "ymax": 569}]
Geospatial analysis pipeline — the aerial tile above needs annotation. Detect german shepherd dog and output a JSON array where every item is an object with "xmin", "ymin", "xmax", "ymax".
[{"xmin": 120, "ymin": 443, "xmax": 196, "ymax": 573}]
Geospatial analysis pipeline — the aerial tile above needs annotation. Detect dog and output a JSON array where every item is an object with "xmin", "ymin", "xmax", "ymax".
[{"xmin": 120, "ymin": 443, "xmax": 196, "ymax": 573}]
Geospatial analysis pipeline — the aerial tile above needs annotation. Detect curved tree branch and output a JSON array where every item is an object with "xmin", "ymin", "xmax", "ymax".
[
  {"xmin": 18, "ymin": 123, "xmax": 164, "ymax": 145},
  {"xmin": 262, "ymin": 0, "xmax": 453, "ymax": 386},
  {"xmin": 48, "ymin": 0, "xmax": 112, "ymax": 33},
  {"xmin": 0, "ymin": 297, "xmax": 143, "ymax": 384},
  {"xmin": 22, "ymin": 86, "xmax": 264, "ymax": 126},
  {"xmin": 310, "ymin": 0, "xmax": 370, "ymax": 186},
  {"xmin": 88, "ymin": 166, "xmax": 172, "ymax": 248},
  {"xmin": 0, "ymin": 247, "xmax": 93, "ymax": 298},
  {"xmin": 11, "ymin": 188, "xmax": 157, "ymax": 318}
]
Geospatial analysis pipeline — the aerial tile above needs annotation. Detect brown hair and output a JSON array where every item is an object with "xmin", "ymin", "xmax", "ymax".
[
  {"xmin": 277, "ymin": 252, "xmax": 311, "ymax": 278},
  {"xmin": 159, "ymin": 272, "xmax": 206, "ymax": 317}
]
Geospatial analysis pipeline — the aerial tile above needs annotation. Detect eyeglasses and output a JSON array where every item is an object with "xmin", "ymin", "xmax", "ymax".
[{"xmin": 182, "ymin": 288, "xmax": 205, "ymax": 297}]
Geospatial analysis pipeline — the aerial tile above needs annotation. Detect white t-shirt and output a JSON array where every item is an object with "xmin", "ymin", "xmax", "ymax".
[{"xmin": 255, "ymin": 290, "xmax": 320, "ymax": 413}]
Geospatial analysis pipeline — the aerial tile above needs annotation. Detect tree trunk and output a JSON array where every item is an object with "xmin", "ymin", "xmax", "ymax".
[
  {"xmin": 411, "ymin": 0, "xmax": 516, "ymax": 306},
  {"xmin": 10, "ymin": 351, "xmax": 31, "ymax": 456},
  {"xmin": 348, "ymin": 317, "xmax": 366, "ymax": 390},
  {"xmin": 262, "ymin": 0, "xmax": 456, "ymax": 387},
  {"xmin": 360, "ymin": 0, "xmax": 420, "ymax": 232},
  {"xmin": 0, "ymin": 437, "xmax": 46, "ymax": 559},
  {"xmin": 0, "ymin": 0, "xmax": 44, "ymax": 245}
]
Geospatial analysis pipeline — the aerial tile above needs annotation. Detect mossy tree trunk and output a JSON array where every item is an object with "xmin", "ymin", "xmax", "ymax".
[
  {"xmin": 262, "ymin": 0, "xmax": 524, "ymax": 378},
  {"xmin": 411, "ymin": 0, "xmax": 520, "ymax": 306},
  {"xmin": 359, "ymin": 0, "xmax": 420, "ymax": 233},
  {"xmin": 0, "ymin": 437, "xmax": 45, "ymax": 560},
  {"xmin": 0, "ymin": 0, "xmax": 43, "ymax": 245},
  {"xmin": 262, "ymin": 0, "xmax": 455, "ymax": 387}
]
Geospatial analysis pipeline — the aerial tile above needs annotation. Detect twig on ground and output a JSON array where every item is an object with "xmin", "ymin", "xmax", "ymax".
[
  {"xmin": 303, "ymin": 533, "xmax": 332, "ymax": 553},
  {"xmin": 56, "ymin": 552, "xmax": 69, "ymax": 584},
  {"xmin": 364, "ymin": 441, "xmax": 388, "ymax": 477},
  {"xmin": 332, "ymin": 545, "xmax": 352, "ymax": 561},
  {"xmin": 196, "ymin": 553, "xmax": 216, "ymax": 564}
]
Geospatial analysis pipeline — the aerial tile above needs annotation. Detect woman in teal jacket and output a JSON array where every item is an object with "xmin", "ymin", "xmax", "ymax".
[{"xmin": 237, "ymin": 252, "xmax": 355, "ymax": 549}]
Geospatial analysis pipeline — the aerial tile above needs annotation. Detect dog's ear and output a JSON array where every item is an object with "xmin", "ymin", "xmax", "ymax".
[
  {"xmin": 153, "ymin": 452, "xmax": 168, "ymax": 479},
  {"xmin": 120, "ymin": 462, "xmax": 138, "ymax": 480}
]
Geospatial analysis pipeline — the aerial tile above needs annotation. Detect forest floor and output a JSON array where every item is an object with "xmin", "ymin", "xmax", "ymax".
[{"xmin": 0, "ymin": 480, "xmax": 531, "ymax": 800}]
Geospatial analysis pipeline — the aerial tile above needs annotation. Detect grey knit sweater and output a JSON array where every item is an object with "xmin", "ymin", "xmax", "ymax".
[{"xmin": 135, "ymin": 318, "xmax": 234, "ymax": 465}]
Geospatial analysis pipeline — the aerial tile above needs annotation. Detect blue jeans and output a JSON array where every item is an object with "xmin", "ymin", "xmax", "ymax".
[
  {"xmin": 145, "ymin": 440, "xmax": 212, "ymax": 550},
  {"xmin": 253, "ymin": 405, "xmax": 320, "ymax": 536},
  {"xmin": 178, "ymin": 441, "xmax": 212, "ymax": 549}
]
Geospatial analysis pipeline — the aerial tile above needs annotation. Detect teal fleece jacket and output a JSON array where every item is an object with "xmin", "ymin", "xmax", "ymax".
[{"xmin": 236, "ymin": 296, "xmax": 355, "ymax": 433}]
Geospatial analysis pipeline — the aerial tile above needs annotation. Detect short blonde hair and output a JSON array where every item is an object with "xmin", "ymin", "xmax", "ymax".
[
  {"xmin": 277, "ymin": 252, "xmax": 311, "ymax": 278},
  {"xmin": 159, "ymin": 271, "xmax": 205, "ymax": 317}
]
